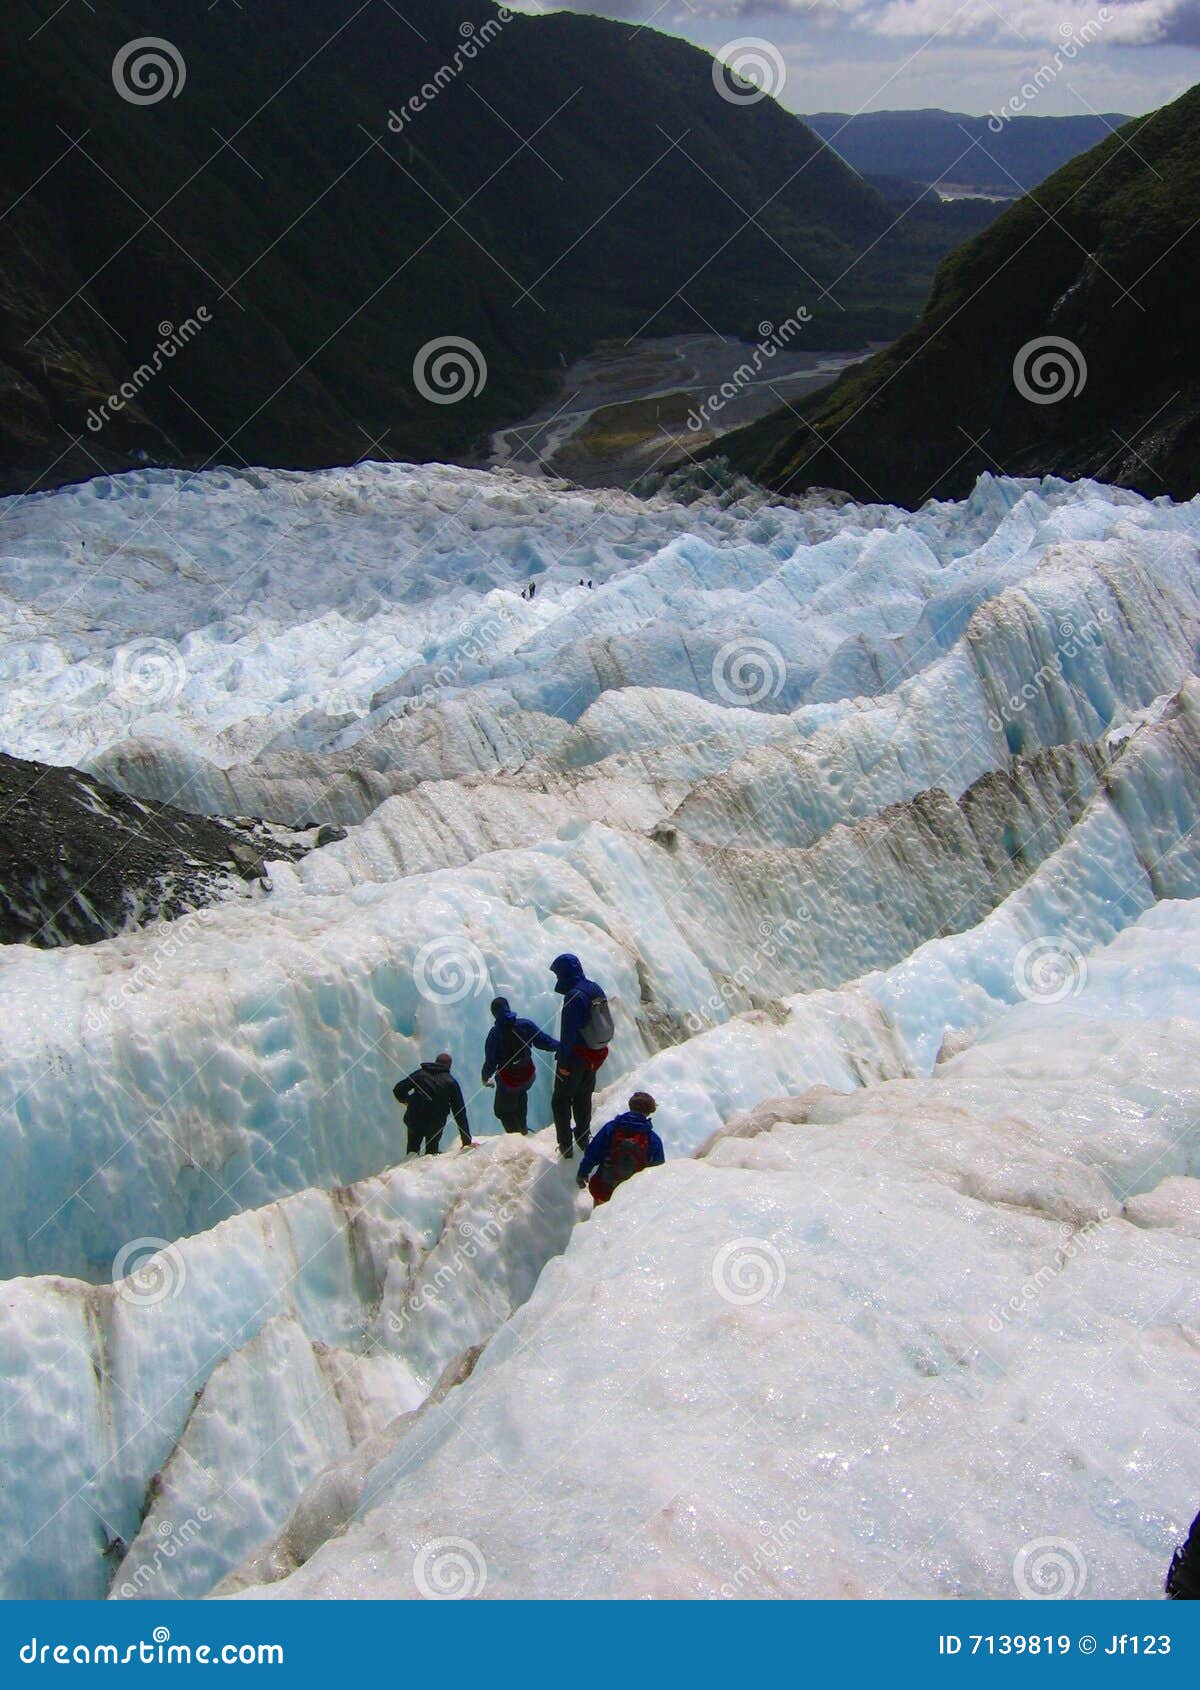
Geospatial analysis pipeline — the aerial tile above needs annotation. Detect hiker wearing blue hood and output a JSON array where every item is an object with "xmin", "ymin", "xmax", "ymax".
[
  {"xmin": 481, "ymin": 997, "xmax": 559, "ymax": 1135},
  {"xmin": 549, "ymin": 953, "xmax": 614, "ymax": 1158},
  {"xmin": 577, "ymin": 1091, "xmax": 664, "ymax": 1204}
]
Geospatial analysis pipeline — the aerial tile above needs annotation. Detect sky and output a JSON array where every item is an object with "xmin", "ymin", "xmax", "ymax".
[{"xmin": 509, "ymin": 1, "xmax": 1200, "ymax": 116}]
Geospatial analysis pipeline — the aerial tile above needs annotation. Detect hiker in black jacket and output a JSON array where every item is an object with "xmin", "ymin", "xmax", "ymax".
[
  {"xmin": 393, "ymin": 1052, "xmax": 473, "ymax": 1155},
  {"xmin": 1166, "ymin": 1508, "xmax": 1200, "ymax": 1598},
  {"xmin": 481, "ymin": 997, "xmax": 559, "ymax": 1134}
]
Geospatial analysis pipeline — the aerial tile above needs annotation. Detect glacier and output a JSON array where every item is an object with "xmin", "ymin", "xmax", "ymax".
[{"xmin": 0, "ymin": 460, "xmax": 1198, "ymax": 1600}]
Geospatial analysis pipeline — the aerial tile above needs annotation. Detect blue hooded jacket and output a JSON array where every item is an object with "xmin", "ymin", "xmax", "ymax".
[
  {"xmin": 550, "ymin": 953, "xmax": 606, "ymax": 1058},
  {"xmin": 579, "ymin": 1110, "xmax": 665, "ymax": 1182},
  {"xmin": 482, "ymin": 1002, "xmax": 559, "ymax": 1088}
]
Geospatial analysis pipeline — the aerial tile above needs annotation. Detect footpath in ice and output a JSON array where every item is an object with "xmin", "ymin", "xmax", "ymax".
[{"xmin": 0, "ymin": 462, "xmax": 1198, "ymax": 1599}]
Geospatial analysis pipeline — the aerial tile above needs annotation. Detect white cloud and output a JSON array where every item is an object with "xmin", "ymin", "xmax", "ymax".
[{"xmin": 518, "ymin": 0, "xmax": 1200, "ymax": 46}]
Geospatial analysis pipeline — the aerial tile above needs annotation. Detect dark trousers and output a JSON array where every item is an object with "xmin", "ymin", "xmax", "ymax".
[
  {"xmin": 406, "ymin": 1119, "xmax": 445, "ymax": 1155},
  {"xmin": 493, "ymin": 1085, "xmax": 529, "ymax": 1134},
  {"xmin": 551, "ymin": 1061, "xmax": 595, "ymax": 1154}
]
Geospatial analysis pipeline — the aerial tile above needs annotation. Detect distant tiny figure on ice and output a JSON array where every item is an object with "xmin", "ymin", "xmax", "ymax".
[
  {"xmin": 549, "ymin": 952, "xmax": 613, "ymax": 1160},
  {"xmin": 393, "ymin": 1052, "xmax": 473, "ymax": 1155},
  {"xmin": 577, "ymin": 1091, "xmax": 664, "ymax": 1204},
  {"xmin": 481, "ymin": 996, "xmax": 559, "ymax": 1135},
  {"xmin": 1166, "ymin": 1508, "xmax": 1200, "ymax": 1598}
]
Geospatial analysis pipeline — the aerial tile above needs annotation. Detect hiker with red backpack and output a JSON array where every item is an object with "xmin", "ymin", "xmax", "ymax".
[
  {"xmin": 481, "ymin": 996, "xmax": 560, "ymax": 1135},
  {"xmin": 549, "ymin": 952, "xmax": 613, "ymax": 1160},
  {"xmin": 577, "ymin": 1091, "xmax": 664, "ymax": 1204}
]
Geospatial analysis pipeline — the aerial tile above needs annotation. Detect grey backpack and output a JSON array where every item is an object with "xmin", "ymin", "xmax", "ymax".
[{"xmin": 580, "ymin": 993, "xmax": 614, "ymax": 1049}]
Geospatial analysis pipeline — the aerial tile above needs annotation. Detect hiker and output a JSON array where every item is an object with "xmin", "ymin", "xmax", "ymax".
[
  {"xmin": 549, "ymin": 952, "xmax": 613, "ymax": 1159},
  {"xmin": 393, "ymin": 1052, "xmax": 473, "ymax": 1156},
  {"xmin": 1166, "ymin": 1508, "xmax": 1200, "ymax": 1598},
  {"xmin": 481, "ymin": 996, "xmax": 559, "ymax": 1135},
  {"xmin": 577, "ymin": 1091, "xmax": 664, "ymax": 1204}
]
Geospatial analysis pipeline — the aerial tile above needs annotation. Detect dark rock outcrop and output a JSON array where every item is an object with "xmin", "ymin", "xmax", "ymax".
[{"xmin": 0, "ymin": 751, "xmax": 308, "ymax": 946}]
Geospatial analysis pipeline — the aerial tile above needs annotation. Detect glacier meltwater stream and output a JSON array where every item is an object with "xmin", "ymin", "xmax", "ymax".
[{"xmin": 1, "ymin": 462, "xmax": 1199, "ymax": 1599}]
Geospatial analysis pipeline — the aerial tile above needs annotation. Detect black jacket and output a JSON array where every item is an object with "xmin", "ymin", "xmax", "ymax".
[
  {"xmin": 393, "ymin": 1064, "xmax": 471, "ymax": 1143},
  {"xmin": 1167, "ymin": 1510, "xmax": 1200, "ymax": 1598}
]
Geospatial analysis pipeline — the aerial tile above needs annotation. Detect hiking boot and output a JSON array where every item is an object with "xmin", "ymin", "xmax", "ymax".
[{"xmin": 558, "ymin": 1147, "xmax": 574, "ymax": 1161}]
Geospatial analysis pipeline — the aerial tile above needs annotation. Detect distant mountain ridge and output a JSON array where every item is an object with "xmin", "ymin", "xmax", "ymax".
[
  {"xmin": 0, "ymin": 0, "xmax": 988, "ymax": 493},
  {"xmin": 804, "ymin": 110, "xmax": 1132, "ymax": 196},
  {"xmin": 726, "ymin": 87, "xmax": 1200, "ymax": 506}
]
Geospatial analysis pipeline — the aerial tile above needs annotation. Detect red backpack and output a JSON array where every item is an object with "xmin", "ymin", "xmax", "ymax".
[
  {"xmin": 497, "ymin": 1021, "xmax": 535, "ymax": 1091},
  {"xmin": 605, "ymin": 1125, "xmax": 651, "ymax": 1187}
]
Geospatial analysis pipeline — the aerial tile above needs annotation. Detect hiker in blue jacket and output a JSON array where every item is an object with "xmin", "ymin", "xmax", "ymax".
[
  {"xmin": 1167, "ymin": 1508, "xmax": 1200, "ymax": 1598},
  {"xmin": 577, "ymin": 1091, "xmax": 665, "ymax": 1203},
  {"xmin": 549, "ymin": 952, "xmax": 612, "ymax": 1159},
  {"xmin": 481, "ymin": 996, "xmax": 559, "ymax": 1135}
]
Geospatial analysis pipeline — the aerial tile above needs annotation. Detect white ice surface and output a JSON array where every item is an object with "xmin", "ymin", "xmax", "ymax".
[
  {"xmin": 3, "ymin": 463, "xmax": 1200, "ymax": 1600},
  {"xmin": 237, "ymin": 903, "xmax": 1200, "ymax": 1601}
]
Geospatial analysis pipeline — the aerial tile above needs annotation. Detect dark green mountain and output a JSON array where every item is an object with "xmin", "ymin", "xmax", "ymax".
[
  {"xmin": 804, "ymin": 110, "xmax": 1131, "ymax": 196},
  {"xmin": 726, "ymin": 88, "xmax": 1200, "ymax": 506},
  {"xmin": 0, "ymin": 0, "xmax": 986, "ymax": 492}
]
